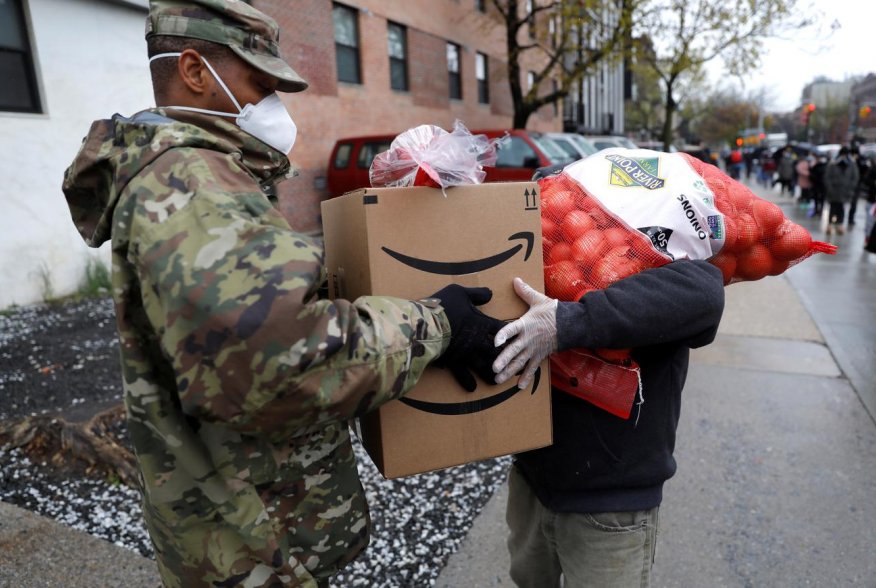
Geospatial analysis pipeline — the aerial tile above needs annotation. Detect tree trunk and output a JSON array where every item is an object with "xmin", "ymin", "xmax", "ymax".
[
  {"xmin": 513, "ymin": 108, "xmax": 533, "ymax": 129},
  {"xmin": 661, "ymin": 87, "xmax": 677, "ymax": 151},
  {"xmin": 0, "ymin": 404, "xmax": 138, "ymax": 487}
]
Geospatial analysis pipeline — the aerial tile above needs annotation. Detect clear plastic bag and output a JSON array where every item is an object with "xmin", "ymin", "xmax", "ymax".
[{"xmin": 369, "ymin": 120, "xmax": 504, "ymax": 191}]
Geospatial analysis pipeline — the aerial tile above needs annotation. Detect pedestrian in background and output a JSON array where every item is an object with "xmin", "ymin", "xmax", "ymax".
[
  {"xmin": 62, "ymin": 1, "xmax": 504, "ymax": 586},
  {"xmin": 774, "ymin": 146, "xmax": 796, "ymax": 196},
  {"xmin": 810, "ymin": 153, "xmax": 828, "ymax": 217},
  {"xmin": 796, "ymin": 153, "xmax": 814, "ymax": 209},
  {"xmin": 760, "ymin": 150, "xmax": 777, "ymax": 188},
  {"xmin": 824, "ymin": 146, "xmax": 860, "ymax": 234},
  {"xmin": 727, "ymin": 147, "xmax": 744, "ymax": 180},
  {"xmin": 848, "ymin": 147, "xmax": 871, "ymax": 227}
]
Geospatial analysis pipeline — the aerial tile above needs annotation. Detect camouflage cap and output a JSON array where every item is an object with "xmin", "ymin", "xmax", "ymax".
[{"xmin": 146, "ymin": 0, "xmax": 308, "ymax": 93}]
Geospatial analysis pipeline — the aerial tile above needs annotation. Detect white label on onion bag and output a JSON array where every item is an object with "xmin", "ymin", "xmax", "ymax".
[{"xmin": 562, "ymin": 148, "xmax": 725, "ymax": 260}]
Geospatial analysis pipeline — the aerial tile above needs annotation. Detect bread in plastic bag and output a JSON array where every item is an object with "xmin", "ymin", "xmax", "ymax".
[{"xmin": 369, "ymin": 120, "xmax": 505, "ymax": 190}]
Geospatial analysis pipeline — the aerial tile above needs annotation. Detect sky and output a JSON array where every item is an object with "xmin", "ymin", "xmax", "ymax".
[{"xmin": 706, "ymin": 0, "xmax": 875, "ymax": 113}]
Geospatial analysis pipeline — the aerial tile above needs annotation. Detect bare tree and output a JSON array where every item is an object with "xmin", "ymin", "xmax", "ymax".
[
  {"xmin": 634, "ymin": 0, "xmax": 817, "ymax": 150},
  {"xmin": 488, "ymin": 0, "xmax": 637, "ymax": 129}
]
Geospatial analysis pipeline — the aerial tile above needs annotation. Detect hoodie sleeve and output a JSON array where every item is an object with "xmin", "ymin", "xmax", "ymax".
[
  {"xmin": 124, "ymin": 147, "xmax": 449, "ymax": 442},
  {"xmin": 555, "ymin": 259, "xmax": 725, "ymax": 352}
]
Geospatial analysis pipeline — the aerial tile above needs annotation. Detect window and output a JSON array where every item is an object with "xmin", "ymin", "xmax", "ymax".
[
  {"xmin": 475, "ymin": 0, "xmax": 486, "ymax": 11},
  {"xmin": 387, "ymin": 22, "xmax": 408, "ymax": 91},
  {"xmin": 496, "ymin": 136, "xmax": 538, "ymax": 168},
  {"xmin": 528, "ymin": 71, "xmax": 536, "ymax": 91},
  {"xmin": 0, "ymin": 0, "xmax": 41, "ymax": 113},
  {"xmin": 552, "ymin": 79, "xmax": 558, "ymax": 116},
  {"xmin": 333, "ymin": 3, "xmax": 360, "ymax": 84},
  {"xmin": 357, "ymin": 141, "xmax": 392, "ymax": 169},
  {"xmin": 476, "ymin": 52, "xmax": 489, "ymax": 104},
  {"xmin": 526, "ymin": 0, "xmax": 535, "ymax": 38},
  {"xmin": 333, "ymin": 143, "xmax": 352, "ymax": 169},
  {"xmin": 447, "ymin": 42, "xmax": 461, "ymax": 100}
]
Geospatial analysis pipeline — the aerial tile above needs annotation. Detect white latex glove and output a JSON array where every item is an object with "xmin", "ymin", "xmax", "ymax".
[{"xmin": 493, "ymin": 277, "xmax": 558, "ymax": 389}]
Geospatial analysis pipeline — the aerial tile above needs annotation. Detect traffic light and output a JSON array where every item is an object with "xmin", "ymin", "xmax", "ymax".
[
  {"xmin": 735, "ymin": 136, "xmax": 743, "ymax": 147},
  {"xmin": 860, "ymin": 105, "xmax": 872, "ymax": 119},
  {"xmin": 802, "ymin": 103, "xmax": 816, "ymax": 125}
]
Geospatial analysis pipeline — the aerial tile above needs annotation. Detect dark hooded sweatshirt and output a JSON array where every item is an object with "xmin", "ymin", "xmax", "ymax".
[{"xmin": 515, "ymin": 259, "xmax": 725, "ymax": 513}]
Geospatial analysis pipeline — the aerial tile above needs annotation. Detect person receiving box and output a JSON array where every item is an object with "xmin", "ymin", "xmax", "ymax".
[
  {"xmin": 62, "ymin": 1, "xmax": 503, "ymax": 586},
  {"xmin": 493, "ymin": 260, "xmax": 724, "ymax": 587}
]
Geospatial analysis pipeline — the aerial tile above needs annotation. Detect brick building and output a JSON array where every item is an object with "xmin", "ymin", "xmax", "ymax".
[
  {"xmin": 253, "ymin": 0, "xmax": 564, "ymax": 235},
  {"xmin": 850, "ymin": 74, "xmax": 876, "ymax": 142}
]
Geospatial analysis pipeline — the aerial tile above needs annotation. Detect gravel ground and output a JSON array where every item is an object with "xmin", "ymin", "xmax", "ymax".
[{"xmin": 0, "ymin": 296, "xmax": 510, "ymax": 587}]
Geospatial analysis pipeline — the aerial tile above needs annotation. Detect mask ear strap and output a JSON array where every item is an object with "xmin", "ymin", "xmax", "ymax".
[
  {"xmin": 199, "ymin": 56, "xmax": 243, "ymax": 113},
  {"xmin": 149, "ymin": 52, "xmax": 243, "ymax": 113}
]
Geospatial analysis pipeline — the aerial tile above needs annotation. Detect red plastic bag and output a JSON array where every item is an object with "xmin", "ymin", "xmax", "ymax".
[
  {"xmin": 369, "ymin": 120, "xmax": 504, "ymax": 191},
  {"xmin": 540, "ymin": 150, "xmax": 837, "ymax": 419}
]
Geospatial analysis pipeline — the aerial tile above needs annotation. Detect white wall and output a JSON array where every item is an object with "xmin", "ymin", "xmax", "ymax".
[{"xmin": 0, "ymin": 0, "xmax": 153, "ymax": 309}]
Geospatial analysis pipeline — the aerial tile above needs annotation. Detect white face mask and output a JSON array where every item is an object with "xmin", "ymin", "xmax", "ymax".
[{"xmin": 149, "ymin": 52, "xmax": 297, "ymax": 155}]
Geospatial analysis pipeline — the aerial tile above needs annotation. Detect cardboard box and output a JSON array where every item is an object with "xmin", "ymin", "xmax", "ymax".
[{"xmin": 321, "ymin": 182, "xmax": 552, "ymax": 478}]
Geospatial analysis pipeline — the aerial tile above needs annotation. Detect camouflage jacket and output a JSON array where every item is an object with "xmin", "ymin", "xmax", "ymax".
[{"xmin": 63, "ymin": 109, "xmax": 450, "ymax": 587}]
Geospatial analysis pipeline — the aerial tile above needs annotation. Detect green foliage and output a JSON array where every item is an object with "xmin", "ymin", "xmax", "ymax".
[{"xmin": 78, "ymin": 258, "xmax": 112, "ymax": 299}]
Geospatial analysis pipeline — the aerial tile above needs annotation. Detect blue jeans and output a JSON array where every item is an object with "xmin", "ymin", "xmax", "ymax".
[{"xmin": 506, "ymin": 466, "xmax": 659, "ymax": 588}]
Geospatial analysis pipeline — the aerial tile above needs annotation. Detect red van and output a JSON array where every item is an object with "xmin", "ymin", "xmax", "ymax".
[
  {"xmin": 325, "ymin": 128, "xmax": 567, "ymax": 197},
  {"xmin": 326, "ymin": 134, "xmax": 396, "ymax": 198}
]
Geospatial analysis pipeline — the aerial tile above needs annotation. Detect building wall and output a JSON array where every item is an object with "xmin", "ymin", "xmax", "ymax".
[
  {"xmin": 850, "ymin": 74, "xmax": 876, "ymax": 141},
  {"xmin": 255, "ymin": 0, "xmax": 562, "ymax": 236},
  {"xmin": 0, "ymin": 0, "xmax": 562, "ymax": 310},
  {"xmin": 0, "ymin": 0, "xmax": 153, "ymax": 309}
]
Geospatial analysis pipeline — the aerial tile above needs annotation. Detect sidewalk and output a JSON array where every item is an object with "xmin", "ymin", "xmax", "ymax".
[{"xmin": 0, "ymin": 500, "xmax": 159, "ymax": 587}]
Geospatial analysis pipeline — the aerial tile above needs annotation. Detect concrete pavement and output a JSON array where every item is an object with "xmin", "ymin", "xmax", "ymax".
[{"xmin": 0, "ymin": 500, "xmax": 159, "ymax": 587}]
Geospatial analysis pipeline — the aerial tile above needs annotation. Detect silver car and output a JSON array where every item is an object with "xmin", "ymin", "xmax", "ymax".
[
  {"xmin": 545, "ymin": 132, "xmax": 599, "ymax": 162},
  {"xmin": 585, "ymin": 135, "xmax": 638, "ymax": 151}
]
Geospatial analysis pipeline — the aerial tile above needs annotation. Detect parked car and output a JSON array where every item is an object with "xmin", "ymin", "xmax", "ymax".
[
  {"xmin": 816, "ymin": 143, "xmax": 841, "ymax": 160},
  {"xmin": 679, "ymin": 144, "xmax": 717, "ymax": 165},
  {"xmin": 635, "ymin": 140, "xmax": 678, "ymax": 153},
  {"xmin": 470, "ymin": 128, "xmax": 570, "ymax": 181},
  {"xmin": 585, "ymin": 135, "xmax": 638, "ymax": 150},
  {"xmin": 326, "ymin": 133, "xmax": 397, "ymax": 197},
  {"xmin": 859, "ymin": 143, "xmax": 876, "ymax": 162},
  {"xmin": 326, "ymin": 128, "xmax": 567, "ymax": 197},
  {"xmin": 545, "ymin": 132, "xmax": 598, "ymax": 161}
]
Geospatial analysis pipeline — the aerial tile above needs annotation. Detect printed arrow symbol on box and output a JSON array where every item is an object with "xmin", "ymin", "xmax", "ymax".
[
  {"xmin": 381, "ymin": 232, "xmax": 534, "ymax": 275},
  {"xmin": 399, "ymin": 367, "xmax": 541, "ymax": 415}
]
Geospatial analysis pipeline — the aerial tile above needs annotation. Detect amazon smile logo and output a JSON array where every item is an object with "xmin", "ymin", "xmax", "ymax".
[
  {"xmin": 381, "ymin": 232, "xmax": 535, "ymax": 275},
  {"xmin": 399, "ymin": 366, "xmax": 542, "ymax": 415}
]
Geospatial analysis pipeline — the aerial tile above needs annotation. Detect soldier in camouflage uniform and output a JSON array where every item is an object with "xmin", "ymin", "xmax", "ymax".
[{"xmin": 62, "ymin": 1, "xmax": 503, "ymax": 586}]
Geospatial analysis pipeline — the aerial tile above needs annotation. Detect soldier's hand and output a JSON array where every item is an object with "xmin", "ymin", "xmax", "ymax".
[{"xmin": 428, "ymin": 284, "xmax": 505, "ymax": 392}]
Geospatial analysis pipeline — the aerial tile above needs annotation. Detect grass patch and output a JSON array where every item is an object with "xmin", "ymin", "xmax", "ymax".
[
  {"xmin": 78, "ymin": 258, "xmax": 112, "ymax": 299},
  {"xmin": 43, "ymin": 258, "xmax": 112, "ymax": 306}
]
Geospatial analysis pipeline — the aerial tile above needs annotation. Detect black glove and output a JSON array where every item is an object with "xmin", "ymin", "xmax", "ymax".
[{"xmin": 428, "ymin": 284, "xmax": 506, "ymax": 392}]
